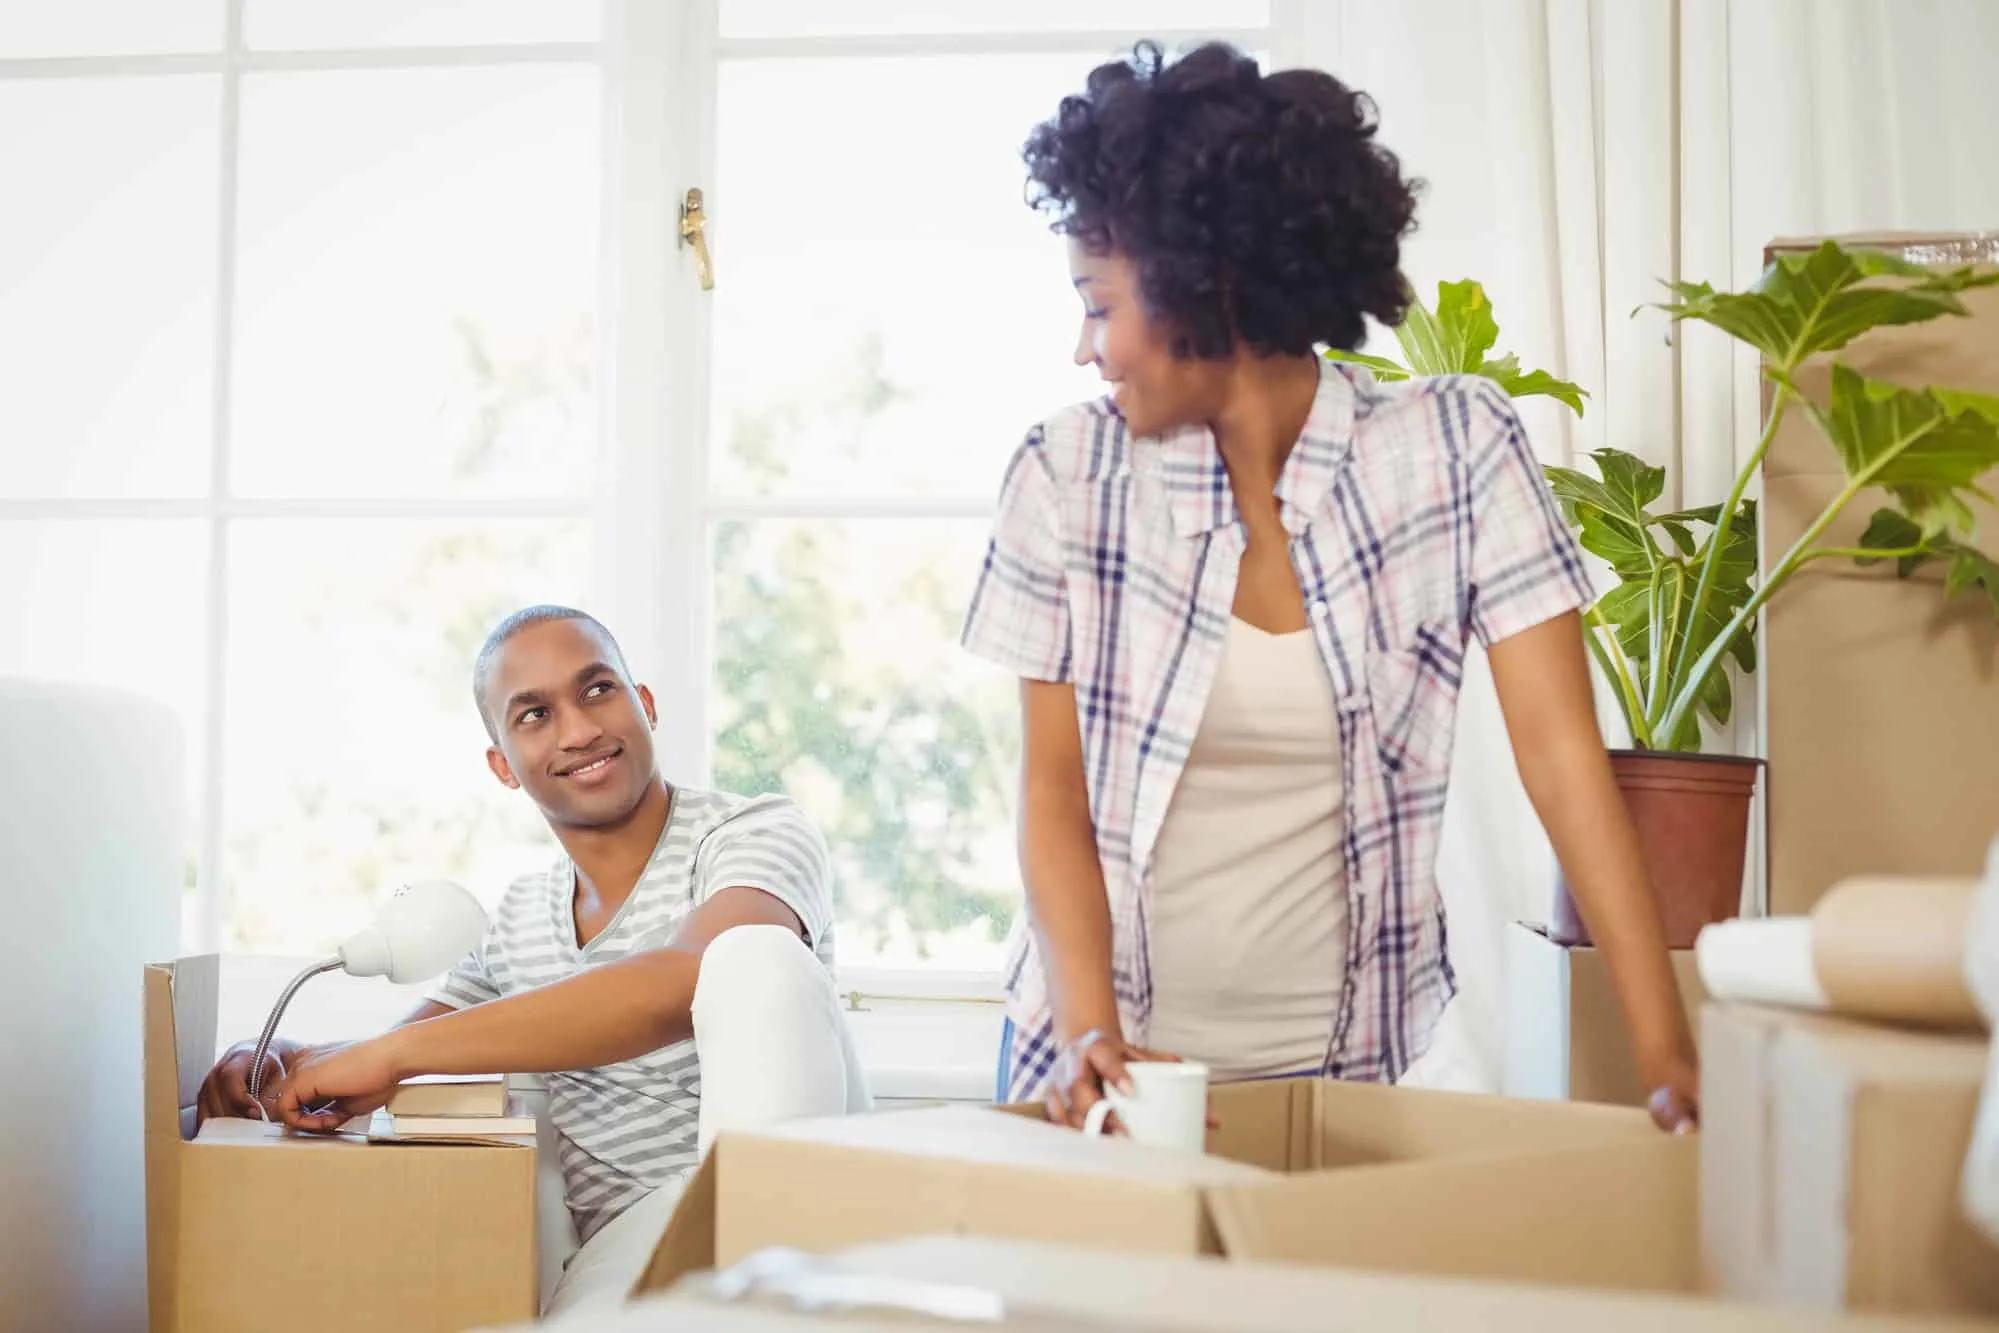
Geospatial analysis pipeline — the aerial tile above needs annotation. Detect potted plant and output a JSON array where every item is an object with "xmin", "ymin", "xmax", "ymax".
[{"xmin": 1329, "ymin": 246, "xmax": 1999, "ymax": 946}]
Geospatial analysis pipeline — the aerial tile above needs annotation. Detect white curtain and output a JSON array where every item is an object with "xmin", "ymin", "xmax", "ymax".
[{"xmin": 1292, "ymin": 0, "xmax": 1999, "ymax": 1091}]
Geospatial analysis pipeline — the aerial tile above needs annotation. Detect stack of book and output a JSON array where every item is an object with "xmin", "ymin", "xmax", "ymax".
[{"xmin": 367, "ymin": 1073, "xmax": 536, "ymax": 1143}]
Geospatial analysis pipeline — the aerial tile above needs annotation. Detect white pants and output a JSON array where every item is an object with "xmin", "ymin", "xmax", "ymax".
[{"xmin": 542, "ymin": 924, "xmax": 872, "ymax": 1315}]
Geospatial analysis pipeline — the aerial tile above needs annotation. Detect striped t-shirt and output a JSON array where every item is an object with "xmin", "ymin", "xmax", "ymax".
[{"xmin": 428, "ymin": 785, "xmax": 835, "ymax": 1242}]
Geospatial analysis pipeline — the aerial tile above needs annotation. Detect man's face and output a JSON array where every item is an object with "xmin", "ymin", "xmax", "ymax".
[{"xmin": 482, "ymin": 619, "xmax": 659, "ymax": 830}]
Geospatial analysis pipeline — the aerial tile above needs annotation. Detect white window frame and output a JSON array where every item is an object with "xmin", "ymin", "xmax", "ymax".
[
  {"xmin": 3, "ymin": 1, "xmax": 1303, "ymax": 1097},
  {"xmin": 0, "ymin": 5, "xmax": 608, "ymax": 956},
  {"xmin": 612, "ymin": 2, "xmax": 1301, "ymax": 1036}
]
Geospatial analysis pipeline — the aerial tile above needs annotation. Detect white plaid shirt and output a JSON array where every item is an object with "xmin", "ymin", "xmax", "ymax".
[{"xmin": 962, "ymin": 362, "xmax": 1593, "ymax": 1101}]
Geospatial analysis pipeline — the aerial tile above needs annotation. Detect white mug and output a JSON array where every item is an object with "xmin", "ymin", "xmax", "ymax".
[{"xmin": 1080, "ymin": 1060, "xmax": 1209, "ymax": 1152}]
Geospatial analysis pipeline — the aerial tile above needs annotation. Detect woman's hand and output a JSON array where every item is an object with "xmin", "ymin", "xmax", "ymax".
[
  {"xmin": 1643, "ymin": 1050, "xmax": 1701, "ymax": 1134},
  {"xmin": 1042, "ymin": 1029, "xmax": 1182, "ymax": 1130}
]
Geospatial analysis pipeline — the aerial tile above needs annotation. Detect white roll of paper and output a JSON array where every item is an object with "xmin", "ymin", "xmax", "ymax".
[{"xmin": 1695, "ymin": 916, "xmax": 1830, "ymax": 1011}]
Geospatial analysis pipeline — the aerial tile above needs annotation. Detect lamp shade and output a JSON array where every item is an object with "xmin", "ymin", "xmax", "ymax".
[{"xmin": 336, "ymin": 879, "xmax": 488, "ymax": 984}]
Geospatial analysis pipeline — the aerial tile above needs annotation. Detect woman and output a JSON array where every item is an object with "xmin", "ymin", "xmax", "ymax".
[{"xmin": 962, "ymin": 42, "xmax": 1699, "ymax": 1132}]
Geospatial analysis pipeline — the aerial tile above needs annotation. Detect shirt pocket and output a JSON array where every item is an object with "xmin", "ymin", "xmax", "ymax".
[{"xmin": 1365, "ymin": 620, "xmax": 1463, "ymax": 777}]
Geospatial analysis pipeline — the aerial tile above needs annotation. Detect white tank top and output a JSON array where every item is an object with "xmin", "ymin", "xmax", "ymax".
[{"xmin": 1143, "ymin": 616, "xmax": 1348, "ymax": 1081}]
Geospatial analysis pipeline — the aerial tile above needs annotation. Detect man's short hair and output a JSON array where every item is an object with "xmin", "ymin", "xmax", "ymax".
[{"xmin": 472, "ymin": 604, "xmax": 631, "ymax": 740}]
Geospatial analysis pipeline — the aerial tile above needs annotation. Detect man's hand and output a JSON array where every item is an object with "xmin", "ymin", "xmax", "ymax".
[
  {"xmin": 275, "ymin": 1035, "xmax": 407, "ymax": 1133},
  {"xmin": 195, "ymin": 1037, "xmax": 314, "ymax": 1126}
]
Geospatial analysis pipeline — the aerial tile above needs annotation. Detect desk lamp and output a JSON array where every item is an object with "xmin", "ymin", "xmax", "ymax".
[{"xmin": 245, "ymin": 879, "xmax": 487, "ymax": 1108}]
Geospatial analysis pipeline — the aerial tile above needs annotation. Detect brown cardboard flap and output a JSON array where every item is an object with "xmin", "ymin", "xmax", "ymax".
[
  {"xmin": 1306, "ymin": 1077, "xmax": 1658, "ymax": 1166},
  {"xmin": 163, "ymin": 956, "xmax": 219, "ymax": 1137},
  {"xmin": 635, "ymin": 1155, "xmax": 720, "ymax": 1295},
  {"xmin": 1205, "ymin": 1137, "xmax": 1698, "ymax": 1293},
  {"xmin": 710, "ymin": 1131, "xmax": 1225, "ymax": 1275},
  {"xmin": 143, "ymin": 965, "xmax": 184, "ymax": 1333},
  {"xmin": 744, "ymin": 1105, "xmax": 1273, "ymax": 1186},
  {"xmin": 1205, "ymin": 1078, "xmax": 1313, "ymax": 1170},
  {"xmin": 1812, "ymin": 875, "xmax": 1984, "ymax": 1030}
]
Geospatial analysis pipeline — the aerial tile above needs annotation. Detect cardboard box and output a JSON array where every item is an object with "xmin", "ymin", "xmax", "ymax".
[
  {"xmin": 1702, "ymin": 1001, "xmax": 1999, "ymax": 1318},
  {"xmin": 144, "ymin": 958, "xmax": 538, "ymax": 1332},
  {"xmin": 1762, "ymin": 233, "xmax": 1999, "ymax": 917},
  {"xmin": 508, "ymin": 1236, "xmax": 1999, "ymax": 1332},
  {"xmin": 1504, "ymin": 921, "xmax": 1708, "ymax": 1106},
  {"xmin": 636, "ymin": 1077, "xmax": 1699, "ymax": 1298}
]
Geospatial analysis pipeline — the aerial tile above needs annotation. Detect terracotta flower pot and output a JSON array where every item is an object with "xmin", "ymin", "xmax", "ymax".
[{"xmin": 1551, "ymin": 750, "xmax": 1762, "ymax": 949}]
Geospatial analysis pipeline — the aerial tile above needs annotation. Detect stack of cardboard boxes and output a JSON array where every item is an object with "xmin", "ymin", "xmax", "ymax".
[{"xmin": 142, "ymin": 232, "xmax": 1999, "ymax": 1330}]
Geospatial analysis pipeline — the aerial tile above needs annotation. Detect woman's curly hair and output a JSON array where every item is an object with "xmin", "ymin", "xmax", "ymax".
[{"xmin": 1023, "ymin": 41, "xmax": 1419, "ymax": 358}]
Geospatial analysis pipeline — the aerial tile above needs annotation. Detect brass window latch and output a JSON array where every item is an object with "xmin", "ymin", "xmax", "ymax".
[{"xmin": 680, "ymin": 186, "xmax": 714, "ymax": 291}]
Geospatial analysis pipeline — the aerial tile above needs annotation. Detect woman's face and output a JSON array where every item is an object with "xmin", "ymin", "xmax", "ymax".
[{"xmin": 1067, "ymin": 237, "xmax": 1225, "ymax": 439}]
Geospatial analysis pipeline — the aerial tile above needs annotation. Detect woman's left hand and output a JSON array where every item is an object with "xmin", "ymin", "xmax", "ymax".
[{"xmin": 1643, "ymin": 1053, "xmax": 1700, "ymax": 1134}]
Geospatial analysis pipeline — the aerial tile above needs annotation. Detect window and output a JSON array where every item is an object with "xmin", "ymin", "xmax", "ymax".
[
  {"xmin": 691, "ymin": 3, "xmax": 1285, "ymax": 979},
  {"xmin": 1, "ymin": 4, "xmax": 602, "ymax": 954},
  {"xmin": 3, "ymin": 3, "xmax": 1291, "ymax": 1030}
]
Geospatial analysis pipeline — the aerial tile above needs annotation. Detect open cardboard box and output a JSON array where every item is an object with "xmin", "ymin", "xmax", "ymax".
[
  {"xmin": 144, "ymin": 957, "xmax": 539, "ymax": 1333},
  {"xmin": 634, "ymin": 1075, "xmax": 1699, "ymax": 1300},
  {"xmin": 509, "ymin": 1236, "xmax": 1999, "ymax": 1333}
]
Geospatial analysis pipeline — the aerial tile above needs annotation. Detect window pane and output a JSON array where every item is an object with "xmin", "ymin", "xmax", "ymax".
[
  {"xmin": 0, "ymin": 520, "xmax": 208, "ymax": 928},
  {"xmin": 244, "ymin": 0, "xmax": 597, "ymax": 49},
  {"xmin": 222, "ymin": 518, "xmax": 588, "ymax": 953},
  {"xmin": 0, "ymin": 78, "xmax": 218, "ymax": 498},
  {"xmin": 719, "ymin": 0, "xmax": 1267, "ymax": 38},
  {"xmin": 0, "ymin": 1, "xmax": 220, "ymax": 57},
  {"xmin": 711, "ymin": 54, "xmax": 1111, "ymax": 501},
  {"xmin": 711, "ymin": 518, "xmax": 1021, "ymax": 969},
  {"xmin": 230, "ymin": 67, "xmax": 599, "ymax": 499}
]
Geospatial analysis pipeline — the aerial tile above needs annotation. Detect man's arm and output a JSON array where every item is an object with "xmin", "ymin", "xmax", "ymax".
[
  {"xmin": 276, "ymin": 887, "xmax": 803, "ymax": 1130},
  {"xmin": 194, "ymin": 999, "xmax": 458, "ymax": 1124}
]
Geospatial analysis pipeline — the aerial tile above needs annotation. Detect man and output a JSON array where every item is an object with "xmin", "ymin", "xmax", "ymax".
[{"xmin": 196, "ymin": 605, "xmax": 871, "ymax": 1311}]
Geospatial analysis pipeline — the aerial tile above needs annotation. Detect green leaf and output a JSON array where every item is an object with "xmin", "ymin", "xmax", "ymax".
[
  {"xmin": 1659, "ymin": 521, "xmax": 1697, "ymax": 557},
  {"xmin": 1542, "ymin": 450, "xmax": 1672, "ymax": 578},
  {"xmin": 1478, "ymin": 353, "xmax": 1589, "ymax": 416},
  {"xmin": 1946, "ymin": 547, "xmax": 1999, "ymax": 619},
  {"xmin": 1655, "ymin": 501, "xmax": 1757, "ymax": 720},
  {"xmin": 1322, "ymin": 347, "xmax": 1413, "ymax": 381},
  {"xmin": 1699, "ymin": 660, "xmax": 1733, "ymax": 727},
  {"xmin": 1652, "ymin": 239, "xmax": 1999, "ymax": 371},
  {"xmin": 1577, "ymin": 507, "xmax": 1654, "ymax": 577},
  {"xmin": 1590, "ymin": 448, "xmax": 1667, "ymax": 516},
  {"xmin": 1855, "ymin": 508, "xmax": 1924, "ymax": 575},
  {"xmin": 1654, "ymin": 503, "xmax": 1724, "ymax": 526},
  {"xmin": 1820, "ymin": 367, "xmax": 1999, "ymax": 540},
  {"xmin": 1864, "ymin": 512, "xmax": 1999, "ymax": 623},
  {"xmin": 1542, "ymin": 465, "xmax": 1623, "ymax": 525},
  {"xmin": 1389, "ymin": 278, "xmax": 1503, "ymax": 376},
  {"xmin": 1594, "ymin": 582, "xmax": 1651, "ymax": 662}
]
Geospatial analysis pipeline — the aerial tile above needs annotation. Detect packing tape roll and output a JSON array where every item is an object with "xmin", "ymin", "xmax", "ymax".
[
  {"xmin": 1813, "ymin": 874, "xmax": 1984, "ymax": 1032},
  {"xmin": 1695, "ymin": 917, "xmax": 1828, "ymax": 1011}
]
